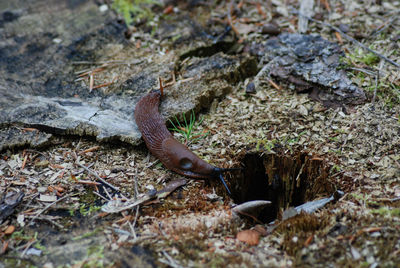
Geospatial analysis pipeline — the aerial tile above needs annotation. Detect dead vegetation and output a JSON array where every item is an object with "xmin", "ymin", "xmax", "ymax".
[{"xmin": 1, "ymin": 0, "xmax": 400, "ymax": 267}]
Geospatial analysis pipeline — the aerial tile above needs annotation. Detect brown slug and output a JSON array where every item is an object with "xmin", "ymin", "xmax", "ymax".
[{"xmin": 134, "ymin": 89, "xmax": 234, "ymax": 194}]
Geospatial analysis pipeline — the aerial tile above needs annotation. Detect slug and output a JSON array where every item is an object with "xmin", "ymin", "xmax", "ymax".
[{"xmin": 134, "ymin": 89, "xmax": 234, "ymax": 194}]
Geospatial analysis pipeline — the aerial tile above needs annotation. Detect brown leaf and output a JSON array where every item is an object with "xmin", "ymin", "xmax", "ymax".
[
  {"xmin": 236, "ymin": 229, "xmax": 260, "ymax": 246},
  {"xmin": 4, "ymin": 225, "xmax": 15, "ymax": 235}
]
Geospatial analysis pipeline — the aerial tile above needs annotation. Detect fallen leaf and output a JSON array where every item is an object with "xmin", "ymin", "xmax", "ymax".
[
  {"xmin": 236, "ymin": 229, "xmax": 260, "ymax": 246},
  {"xmin": 4, "ymin": 225, "xmax": 15, "ymax": 235}
]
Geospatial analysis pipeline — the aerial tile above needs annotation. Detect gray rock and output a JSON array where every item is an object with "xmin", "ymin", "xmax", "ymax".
[
  {"xmin": 253, "ymin": 33, "xmax": 366, "ymax": 107},
  {"xmin": 0, "ymin": 0, "xmax": 256, "ymax": 151}
]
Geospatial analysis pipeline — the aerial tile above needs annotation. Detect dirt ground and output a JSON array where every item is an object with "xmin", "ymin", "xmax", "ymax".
[{"xmin": 1, "ymin": 0, "xmax": 399, "ymax": 267}]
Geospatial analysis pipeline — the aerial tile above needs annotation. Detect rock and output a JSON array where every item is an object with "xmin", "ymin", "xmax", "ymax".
[
  {"xmin": 261, "ymin": 23, "xmax": 281, "ymax": 35},
  {"xmin": 0, "ymin": 0, "xmax": 257, "ymax": 151},
  {"xmin": 252, "ymin": 33, "xmax": 366, "ymax": 107}
]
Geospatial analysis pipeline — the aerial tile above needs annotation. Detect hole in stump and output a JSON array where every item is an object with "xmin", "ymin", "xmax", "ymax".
[{"xmin": 231, "ymin": 151, "xmax": 335, "ymax": 223}]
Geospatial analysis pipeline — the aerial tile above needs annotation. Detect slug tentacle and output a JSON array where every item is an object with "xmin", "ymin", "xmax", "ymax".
[{"xmin": 134, "ymin": 89, "xmax": 234, "ymax": 194}]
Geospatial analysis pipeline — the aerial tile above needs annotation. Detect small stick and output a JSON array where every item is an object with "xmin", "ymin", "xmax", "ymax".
[
  {"xmin": 89, "ymin": 73, "xmax": 94, "ymax": 91},
  {"xmin": 160, "ymin": 250, "xmax": 184, "ymax": 268},
  {"xmin": 295, "ymin": 11, "xmax": 400, "ymax": 69},
  {"xmin": 76, "ymin": 162, "xmax": 120, "ymax": 192},
  {"xmin": 372, "ymin": 60, "xmax": 384, "ymax": 106},
  {"xmin": 103, "ymin": 186, "xmax": 113, "ymax": 200},
  {"xmin": 298, "ymin": 0, "xmax": 314, "ymax": 33},
  {"xmin": 93, "ymin": 191, "xmax": 109, "ymax": 201},
  {"xmin": 28, "ymin": 194, "xmax": 72, "ymax": 225},
  {"xmin": 92, "ymin": 76, "xmax": 118, "ymax": 90},
  {"xmin": 72, "ymin": 59, "xmax": 143, "ymax": 65},
  {"xmin": 370, "ymin": 12, "xmax": 399, "ymax": 37},
  {"xmin": 130, "ymin": 175, "xmax": 140, "ymax": 239},
  {"xmin": 24, "ymin": 215, "xmax": 64, "ymax": 229},
  {"xmin": 20, "ymin": 239, "xmax": 36, "ymax": 257},
  {"xmin": 268, "ymin": 79, "xmax": 281, "ymax": 90},
  {"xmin": 80, "ymin": 146, "xmax": 100, "ymax": 154},
  {"xmin": 228, "ymin": 0, "xmax": 240, "ymax": 36},
  {"xmin": 76, "ymin": 180, "xmax": 101, "ymax": 186},
  {"xmin": 77, "ymin": 67, "xmax": 105, "ymax": 77},
  {"xmin": 21, "ymin": 127, "xmax": 39, "ymax": 132},
  {"xmin": 21, "ymin": 154, "xmax": 28, "ymax": 170}
]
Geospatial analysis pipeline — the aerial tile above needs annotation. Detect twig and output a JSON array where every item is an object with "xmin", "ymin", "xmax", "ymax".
[
  {"xmin": 253, "ymin": 63, "xmax": 271, "ymax": 89},
  {"xmin": 295, "ymin": 162, "xmax": 306, "ymax": 185},
  {"xmin": 130, "ymin": 175, "xmax": 140, "ymax": 239},
  {"xmin": 76, "ymin": 162, "xmax": 120, "ymax": 192},
  {"xmin": 348, "ymin": 67, "xmax": 377, "ymax": 76},
  {"xmin": 20, "ymin": 239, "xmax": 36, "ymax": 258},
  {"xmin": 28, "ymin": 194, "xmax": 72, "ymax": 225},
  {"xmin": 298, "ymin": 0, "xmax": 314, "ymax": 33},
  {"xmin": 160, "ymin": 251, "xmax": 184, "ymax": 268},
  {"xmin": 72, "ymin": 59, "xmax": 143, "ymax": 65},
  {"xmin": 103, "ymin": 186, "xmax": 113, "ymax": 200},
  {"xmin": 372, "ymin": 60, "xmax": 384, "ymax": 106},
  {"xmin": 294, "ymin": 11, "xmax": 400, "ymax": 69},
  {"xmin": 370, "ymin": 12, "xmax": 400, "ymax": 37},
  {"xmin": 93, "ymin": 191, "xmax": 110, "ymax": 201},
  {"xmin": 227, "ymin": 0, "xmax": 240, "ymax": 36},
  {"xmin": 92, "ymin": 76, "xmax": 118, "ymax": 90},
  {"xmin": 24, "ymin": 215, "xmax": 64, "ymax": 229},
  {"xmin": 76, "ymin": 180, "xmax": 101, "ymax": 186},
  {"xmin": 268, "ymin": 79, "xmax": 281, "ymax": 90},
  {"xmin": 22, "ymin": 193, "xmax": 40, "ymax": 210},
  {"xmin": 158, "ymin": 222, "xmax": 167, "ymax": 237}
]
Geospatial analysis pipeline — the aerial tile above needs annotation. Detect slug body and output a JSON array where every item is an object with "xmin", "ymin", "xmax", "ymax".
[{"xmin": 134, "ymin": 90, "xmax": 232, "ymax": 193}]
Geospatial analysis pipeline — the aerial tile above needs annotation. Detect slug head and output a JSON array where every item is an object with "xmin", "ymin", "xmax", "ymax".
[
  {"xmin": 163, "ymin": 138, "xmax": 216, "ymax": 178},
  {"xmin": 162, "ymin": 138, "xmax": 238, "ymax": 194}
]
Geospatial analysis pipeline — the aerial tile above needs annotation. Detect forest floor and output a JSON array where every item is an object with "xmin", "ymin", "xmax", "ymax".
[{"xmin": 1, "ymin": 0, "xmax": 399, "ymax": 267}]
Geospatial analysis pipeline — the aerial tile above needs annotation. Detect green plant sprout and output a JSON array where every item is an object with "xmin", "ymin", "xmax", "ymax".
[
  {"xmin": 112, "ymin": 0, "xmax": 161, "ymax": 26},
  {"xmin": 168, "ymin": 110, "xmax": 209, "ymax": 145}
]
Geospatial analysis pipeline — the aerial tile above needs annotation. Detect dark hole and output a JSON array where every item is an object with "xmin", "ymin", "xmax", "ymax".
[{"xmin": 230, "ymin": 152, "xmax": 334, "ymax": 223}]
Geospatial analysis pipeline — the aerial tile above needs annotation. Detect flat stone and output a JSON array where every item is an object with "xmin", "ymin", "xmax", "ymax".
[
  {"xmin": 0, "ymin": 0, "xmax": 256, "ymax": 151},
  {"xmin": 252, "ymin": 33, "xmax": 366, "ymax": 107}
]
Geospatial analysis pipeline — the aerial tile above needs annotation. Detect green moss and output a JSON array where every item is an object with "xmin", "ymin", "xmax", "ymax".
[
  {"xmin": 71, "ymin": 244, "xmax": 106, "ymax": 268},
  {"xmin": 360, "ymin": 52, "xmax": 380, "ymax": 65},
  {"xmin": 4, "ymin": 258, "xmax": 36, "ymax": 267},
  {"xmin": 330, "ymin": 164, "xmax": 341, "ymax": 173},
  {"xmin": 371, "ymin": 207, "xmax": 400, "ymax": 217},
  {"xmin": 72, "ymin": 228, "xmax": 102, "ymax": 241},
  {"xmin": 348, "ymin": 48, "xmax": 380, "ymax": 66},
  {"xmin": 112, "ymin": 0, "xmax": 161, "ymax": 26}
]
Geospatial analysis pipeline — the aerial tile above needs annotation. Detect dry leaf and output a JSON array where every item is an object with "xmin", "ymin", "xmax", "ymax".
[
  {"xmin": 236, "ymin": 229, "xmax": 260, "ymax": 246},
  {"xmin": 4, "ymin": 225, "xmax": 15, "ymax": 235}
]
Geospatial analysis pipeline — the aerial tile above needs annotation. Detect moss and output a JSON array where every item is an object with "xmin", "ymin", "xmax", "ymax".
[
  {"xmin": 72, "ymin": 228, "xmax": 102, "ymax": 241},
  {"xmin": 3, "ymin": 258, "xmax": 36, "ymax": 268},
  {"xmin": 348, "ymin": 48, "xmax": 380, "ymax": 66},
  {"xmin": 277, "ymin": 213, "xmax": 330, "ymax": 256},
  {"xmin": 371, "ymin": 207, "xmax": 400, "ymax": 217},
  {"xmin": 72, "ymin": 244, "xmax": 107, "ymax": 268},
  {"xmin": 112, "ymin": 0, "xmax": 161, "ymax": 26}
]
